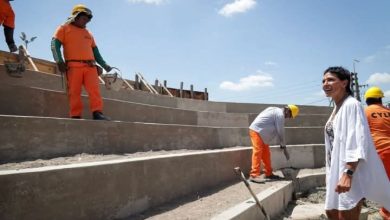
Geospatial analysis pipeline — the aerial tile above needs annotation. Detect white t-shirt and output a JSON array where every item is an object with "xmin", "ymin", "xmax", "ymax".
[{"xmin": 324, "ymin": 96, "xmax": 390, "ymax": 210}]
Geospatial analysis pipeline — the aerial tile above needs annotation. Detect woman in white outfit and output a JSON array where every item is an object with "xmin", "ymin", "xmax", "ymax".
[{"xmin": 322, "ymin": 66, "xmax": 390, "ymax": 220}]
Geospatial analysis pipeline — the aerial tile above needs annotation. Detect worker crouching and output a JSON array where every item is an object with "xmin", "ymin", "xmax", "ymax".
[{"xmin": 51, "ymin": 4, "xmax": 112, "ymax": 120}]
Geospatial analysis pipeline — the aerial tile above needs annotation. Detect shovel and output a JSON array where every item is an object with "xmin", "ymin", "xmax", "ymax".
[{"xmin": 234, "ymin": 167, "xmax": 270, "ymax": 220}]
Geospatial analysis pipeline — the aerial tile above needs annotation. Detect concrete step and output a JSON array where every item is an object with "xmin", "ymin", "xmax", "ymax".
[
  {"xmin": 0, "ymin": 115, "xmax": 324, "ymax": 163},
  {"xmin": 213, "ymin": 168, "xmax": 325, "ymax": 220},
  {"xmin": 0, "ymin": 83, "xmax": 329, "ymax": 127},
  {"xmin": 248, "ymin": 112, "xmax": 329, "ymax": 127},
  {"xmin": 0, "ymin": 65, "xmax": 332, "ymax": 114},
  {"xmin": 0, "ymin": 147, "xmax": 325, "ymax": 220}
]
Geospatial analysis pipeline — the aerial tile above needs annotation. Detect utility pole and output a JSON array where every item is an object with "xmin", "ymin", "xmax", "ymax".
[
  {"xmin": 351, "ymin": 59, "xmax": 361, "ymax": 101},
  {"xmin": 350, "ymin": 72, "xmax": 360, "ymax": 101}
]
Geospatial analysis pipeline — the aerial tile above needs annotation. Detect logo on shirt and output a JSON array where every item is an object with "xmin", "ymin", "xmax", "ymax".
[{"xmin": 371, "ymin": 112, "xmax": 390, "ymax": 118}]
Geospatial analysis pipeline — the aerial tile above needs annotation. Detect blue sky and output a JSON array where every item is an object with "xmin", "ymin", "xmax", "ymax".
[{"xmin": 3, "ymin": 0, "xmax": 390, "ymax": 106}]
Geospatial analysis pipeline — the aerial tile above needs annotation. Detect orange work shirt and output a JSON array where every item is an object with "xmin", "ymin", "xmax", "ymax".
[
  {"xmin": 365, "ymin": 104, "xmax": 390, "ymax": 152},
  {"xmin": 53, "ymin": 23, "xmax": 96, "ymax": 61},
  {"xmin": 0, "ymin": 0, "xmax": 15, "ymax": 28}
]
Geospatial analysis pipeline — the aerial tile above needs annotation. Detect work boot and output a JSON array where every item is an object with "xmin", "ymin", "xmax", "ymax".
[
  {"xmin": 92, "ymin": 111, "xmax": 110, "ymax": 121},
  {"xmin": 248, "ymin": 176, "xmax": 265, "ymax": 184},
  {"xmin": 8, "ymin": 43, "xmax": 17, "ymax": 52}
]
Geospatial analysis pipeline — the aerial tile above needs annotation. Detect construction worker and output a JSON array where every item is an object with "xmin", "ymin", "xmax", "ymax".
[
  {"xmin": 51, "ymin": 4, "xmax": 111, "ymax": 120},
  {"xmin": 0, "ymin": 0, "xmax": 17, "ymax": 52},
  {"xmin": 364, "ymin": 86, "xmax": 390, "ymax": 219},
  {"xmin": 248, "ymin": 105, "xmax": 299, "ymax": 183}
]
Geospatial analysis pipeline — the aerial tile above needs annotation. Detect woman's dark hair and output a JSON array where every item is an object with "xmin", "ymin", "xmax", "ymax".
[{"xmin": 323, "ymin": 66, "xmax": 353, "ymax": 95}]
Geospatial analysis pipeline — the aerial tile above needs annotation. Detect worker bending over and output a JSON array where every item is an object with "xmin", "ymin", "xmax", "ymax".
[
  {"xmin": 51, "ymin": 4, "xmax": 112, "ymax": 120},
  {"xmin": 364, "ymin": 87, "xmax": 390, "ymax": 219},
  {"xmin": 248, "ymin": 105, "xmax": 299, "ymax": 183}
]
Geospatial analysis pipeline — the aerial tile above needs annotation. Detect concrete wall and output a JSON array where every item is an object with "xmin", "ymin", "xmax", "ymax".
[
  {"xmin": 0, "ymin": 83, "xmax": 330, "ymax": 127},
  {"xmin": 249, "ymin": 113, "xmax": 329, "ymax": 127},
  {"xmin": 271, "ymin": 144, "xmax": 325, "ymax": 169},
  {"xmin": 0, "ymin": 66, "xmax": 332, "ymax": 114},
  {"xmin": 0, "ymin": 148, "xmax": 251, "ymax": 220},
  {"xmin": 0, "ymin": 145, "xmax": 326, "ymax": 220},
  {"xmin": 0, "ymin": 115, "xmax": 324, "ymax": 163}
]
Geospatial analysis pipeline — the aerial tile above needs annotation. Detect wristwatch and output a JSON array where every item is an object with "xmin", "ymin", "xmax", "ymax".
[{"xmin": 343, "ymin": 168, "xmax": 354, "ymax": 177}]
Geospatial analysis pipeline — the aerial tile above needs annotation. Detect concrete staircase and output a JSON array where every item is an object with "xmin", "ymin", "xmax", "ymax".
[{"xmin": 0, "ymin": 64, "xmax": 331, "ymax": 220}]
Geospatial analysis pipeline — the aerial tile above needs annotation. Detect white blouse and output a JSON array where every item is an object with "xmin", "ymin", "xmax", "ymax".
[{"xmin": 324, "ymin": 96, "xmax": 390, "ymax": 210}]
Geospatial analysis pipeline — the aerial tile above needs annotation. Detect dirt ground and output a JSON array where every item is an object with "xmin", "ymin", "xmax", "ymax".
[
  {"xmin": 279, "ymin": 186, "xmax": 382, "ymax": 220},
  {"xmin": 0, "ymin": 149, "xmax": 202, "ymax": 171},
  {"xmin": 128, "ymin": 179, "xmax": 278, "ymax": 220}
]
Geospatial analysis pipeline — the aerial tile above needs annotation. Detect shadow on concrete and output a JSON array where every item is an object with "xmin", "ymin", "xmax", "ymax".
[{"xmin": 122, "ymin": 179, "xmax": 238, "ymax": 220}]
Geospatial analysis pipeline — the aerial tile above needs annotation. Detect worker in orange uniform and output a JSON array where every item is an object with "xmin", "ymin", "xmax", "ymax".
[
  {"xmin": 51, "ymin": 4, "xmax": 111, "ymax": 120},
  {"xmin": 248, "ymin": 105, "xmax": 299, "ymax": 183},
  {"xmin": 364, "ymin": 86, "xmax": 390, "ymax": 220},
  {"xmin": 0, "ymin": 0, "xmax": 17, "ymax": 52}
]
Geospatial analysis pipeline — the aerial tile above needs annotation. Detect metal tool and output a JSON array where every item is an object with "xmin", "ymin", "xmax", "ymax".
[
  {"xmin": 101, "ymin": 67, "xmax": 134, "ymax": 91},
  {"xmin": 233, "ymin": 167, "xmax": 270, "ymax": 220},
  {"xmin": 280, "ymin": 145, "xmax": 290, "ymax": 160}
]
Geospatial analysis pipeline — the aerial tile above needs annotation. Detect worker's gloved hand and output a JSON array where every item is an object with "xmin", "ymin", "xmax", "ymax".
[
  {"xmin": 103, "ymin": 64, "xmax": 112, "ymax": 72},
  {"xmin": 57, "ymin": 62, "xmax": 67, "ymax": 73},
  {"xmin": 280, "ymin": 145, "xmax": 286, "ymax": 149}
]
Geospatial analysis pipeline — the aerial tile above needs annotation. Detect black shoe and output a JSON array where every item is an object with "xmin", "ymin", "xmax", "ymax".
[
  {"xmin": 8, "ymin": 44, "xmax": 17, "ymax": 53},
  {"xmin": 265, "ymin": 174, "xmax": 283, "ymax": 180},
  {"xmin": 71, "ymin": 116, "xmax": 81, "ymax": 119},
  {"xmin": 92, "ymin": 111, "xmax": 110, "ymax": 120}
]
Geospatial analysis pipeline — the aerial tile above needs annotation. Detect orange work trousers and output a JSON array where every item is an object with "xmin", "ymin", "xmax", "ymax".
[
  {"xmin": 66, "ymin": 63, "xmax": 103, "ymax": 117},
  {"xmin": 249, "ymin": 129, "xmax": 272, "ymax": 177},
  {"xmin": 0, "ymin": 0, "xmax": 15, "ymax": 28},
  {"xmin": 379, "ymin": 148, "xmax": 390, "ymax": 219}
]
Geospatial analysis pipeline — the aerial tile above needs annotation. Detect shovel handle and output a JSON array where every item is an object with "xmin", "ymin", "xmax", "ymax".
[{"xmin": 233, "ymin": 167, "xmax": 270, "ymax": 220}]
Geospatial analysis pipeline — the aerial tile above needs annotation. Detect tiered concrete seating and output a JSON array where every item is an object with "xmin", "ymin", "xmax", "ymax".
[{"xmin": 0, "ymin": 64, "xmax": 330, "ymax": 220}]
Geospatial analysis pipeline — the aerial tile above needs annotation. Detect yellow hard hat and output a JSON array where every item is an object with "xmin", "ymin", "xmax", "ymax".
[
  {"xmin": 71, "ymin": 4, "xmax": 93, "ymax": 18},
  {"xmin": 364, "ymin": 86, "xmax": 384, "ymax": 100},
  {"xmin": 287, "ymin": 104, "xmax": 299, "ymax": 118}
]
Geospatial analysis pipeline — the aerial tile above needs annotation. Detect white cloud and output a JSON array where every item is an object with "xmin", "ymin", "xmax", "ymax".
[
  {"xmin": 366, "ymin": 72, "xmax": 390, "ymax": 85},
  {"xmin": 264, "ymin": 61, "xmax": 278, "ymax": 67},
  {"xmin": 219, "ymin": 71, "xmax": 273, "ymax": 91},
  {"xmin": 127, "ymin": 0, "xmax": 166, "ymax": 5},
  {"xmin": 385, "ymin": 90, "xmax": 390, "ymax": 97},
  {"xmin": 218, "ymin": 0, "xmax": 257, "ymax": 17}
]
